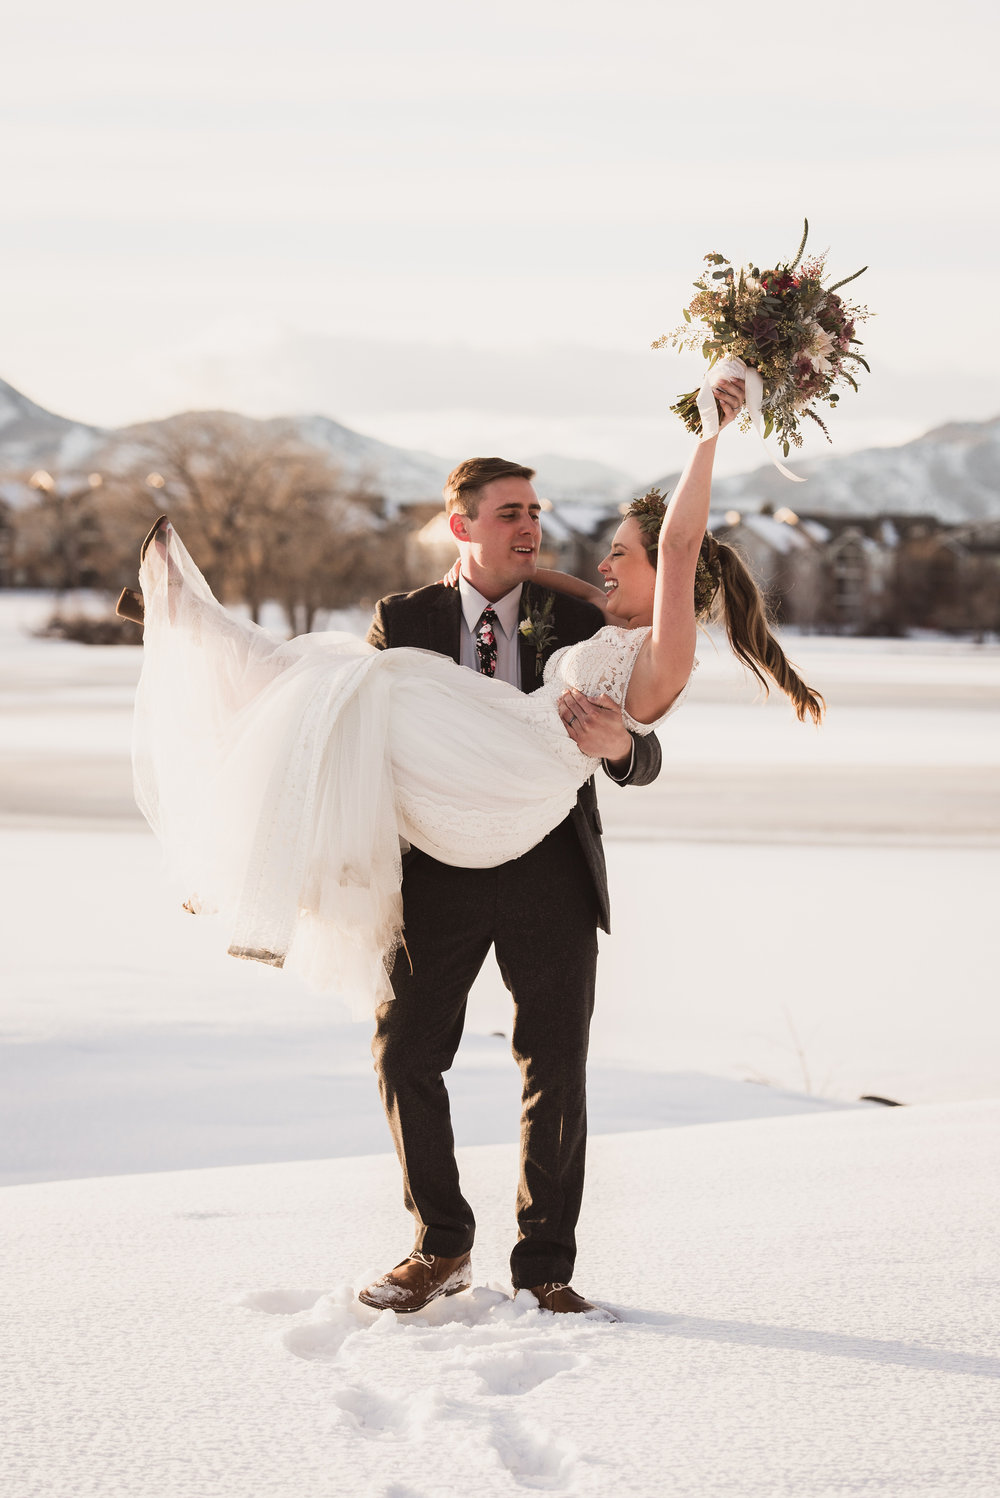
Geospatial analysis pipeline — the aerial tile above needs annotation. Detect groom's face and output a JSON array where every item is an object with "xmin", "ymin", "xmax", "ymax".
[{"xmin": 451, "ymin": 477, "xmax": 542, "ymax": 596}]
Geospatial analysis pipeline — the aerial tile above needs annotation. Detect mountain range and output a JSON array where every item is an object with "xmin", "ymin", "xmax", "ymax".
[
  {"xmin": 1, "ymin": 376, "xmax": 997, "ymax": 522},
  {"xmin": 703, "ymin": 416, "xmax": 1000, "ymax": 525}
]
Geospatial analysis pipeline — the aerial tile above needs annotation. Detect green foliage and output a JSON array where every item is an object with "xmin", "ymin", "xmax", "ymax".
[
  {"xmin": 790, "ymin": 218, "xmax": 809, "ymax": 270},
  {"xmin": 828, "ymin": 265, "xmax": 868, "ymax": 293}
]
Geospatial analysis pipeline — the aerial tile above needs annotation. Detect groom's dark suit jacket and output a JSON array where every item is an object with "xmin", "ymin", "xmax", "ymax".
[{"xmin": 366, "ymin": 578, "xmax": 662, "ymax": 932}]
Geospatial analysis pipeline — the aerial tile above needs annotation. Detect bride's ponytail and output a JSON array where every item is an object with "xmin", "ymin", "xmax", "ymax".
[
  {"xmin": 624, "ymin": 491, "xmax": 824, "ymax": 724},
  {"xmin": 704, "ymin": 538, "xmax": 825, "ymax": 724}
]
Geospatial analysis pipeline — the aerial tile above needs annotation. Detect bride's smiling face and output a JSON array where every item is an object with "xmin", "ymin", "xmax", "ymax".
[{"xmin": 598, "ymin": 518, "xmax": 656, "ymax": 623}]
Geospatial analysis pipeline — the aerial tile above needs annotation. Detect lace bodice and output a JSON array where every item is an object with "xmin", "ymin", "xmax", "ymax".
[{"xmin": 542, "ymin": 625, "xmax": 693, "ymax": 734}]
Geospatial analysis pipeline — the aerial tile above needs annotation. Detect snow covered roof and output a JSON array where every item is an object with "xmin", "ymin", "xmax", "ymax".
[{"xmin": 736, "ymin": 513, "xmax": 815, "ymax": 555}]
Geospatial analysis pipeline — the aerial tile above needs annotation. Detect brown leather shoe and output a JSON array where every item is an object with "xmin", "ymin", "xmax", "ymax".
[
  {"xmin": 524, "ymin": 1282, "xmax": 617, "ymax": 1320},
  {"xmin": 358, "ymin": 1251, "xmax": 472, "ymax": 1313}
]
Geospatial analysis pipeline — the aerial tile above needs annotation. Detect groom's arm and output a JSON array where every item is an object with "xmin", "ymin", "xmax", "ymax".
[
  {"xmin": 366, "ymin": 599, "xmax": 389, "ymax": 652},
  {"xmin": 606, "ymin": 730, "xmax": 661, "ymax": 788}
]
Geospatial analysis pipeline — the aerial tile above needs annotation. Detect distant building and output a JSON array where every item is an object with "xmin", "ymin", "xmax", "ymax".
[
  {"xmin": 590, "ymin": 502, "xmax": 1000, "ymax": 637},
  {"xmin": 711, "ymin": 509, "xmax": 1000, "ymax": 635}
]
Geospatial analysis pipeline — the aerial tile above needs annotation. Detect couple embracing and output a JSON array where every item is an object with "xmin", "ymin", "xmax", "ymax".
[{"xmin": 127, "ymin": 376, "xmax": 822, "ymax": 1320}]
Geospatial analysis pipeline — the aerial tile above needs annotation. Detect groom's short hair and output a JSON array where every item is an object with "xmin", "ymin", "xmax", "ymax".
[{"xmin": 444, "ymin": 457, "xmax": 536, "ymax": 519}]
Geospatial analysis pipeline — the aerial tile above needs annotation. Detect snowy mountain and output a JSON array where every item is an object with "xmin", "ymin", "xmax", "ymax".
[
  {"xmin": 526, "ymin": 452, "xmax": 639, "ymax": 506},
  {"xmin": 0, "ymin": 377, "xmax": 641, "ymax": 508},
  {"xmin": 0, "ymin": 379, "xmax": 452, "ymax": 505},
  {"xmin": 273, "ymin": 413, "xmax": 451, "ymax": 502},
  {"xmin": 0, "ymin": 378, "xmax": 106, "ymax": 470},
  {"xmin": 648, "ymin": 415, "xmax": 1000, "ymax": 522}
]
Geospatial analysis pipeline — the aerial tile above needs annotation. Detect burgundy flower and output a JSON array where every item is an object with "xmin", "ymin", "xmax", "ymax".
[{"xmin": 749, "ymin": 314, "xmax": 779, "ymax": 348}]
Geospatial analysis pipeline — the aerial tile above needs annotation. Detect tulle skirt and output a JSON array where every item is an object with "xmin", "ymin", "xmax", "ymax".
[{"xmin": 133, "ymin": 527, "xmax": 595, "ymax": 1014}]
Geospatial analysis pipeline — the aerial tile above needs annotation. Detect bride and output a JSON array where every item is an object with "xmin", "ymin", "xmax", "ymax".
[{"xmin": 129, "ymin": 376, "xmax": 821, "ymax": 1013}]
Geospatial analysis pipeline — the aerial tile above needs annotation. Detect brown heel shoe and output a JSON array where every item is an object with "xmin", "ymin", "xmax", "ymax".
[
  {"xmin": 114, "ymin": 515, "xmax": 170, "ymax": 626},
  {"xmin": 116, "ymin": 587, "xmax": 145, "ymax": 624}
]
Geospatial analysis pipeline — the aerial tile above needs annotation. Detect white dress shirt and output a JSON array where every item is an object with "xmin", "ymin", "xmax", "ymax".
[{"xmin": 458, "ymin": 576, "xmax": 524, "ymax": 688}]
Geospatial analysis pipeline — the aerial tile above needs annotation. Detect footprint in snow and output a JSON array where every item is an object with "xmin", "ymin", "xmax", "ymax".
[
  {"xmin": 332, "ymin": 1379, "xmax": 577, "ymax": 1490},
  {"xmin": 463, "ymin": 1347, "xmax": 579, "ymax": 1396},
  {"xmin": 236, "ymin": 1283, "xmax": 584, "ymax": 1491},
  {"xmin": 486, "ymin": 1412, "xmax": 577, "ymax": 1490},
  {"xmin": 332, "ymin": 1382, "xmax": 463, "ymax": 1441},
  {"xmin": 282, "ymin": 1299, "xmax": 381, "ymax": 1362},
  {"xmin": 330, "ymin": 1383, "xmax": 412, "ymax": 1438}
]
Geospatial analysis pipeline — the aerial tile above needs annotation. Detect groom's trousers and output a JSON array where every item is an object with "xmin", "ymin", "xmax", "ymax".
[{"xmin": 372, "ymin": 814, "xmax": 599, "ymax": 1289}]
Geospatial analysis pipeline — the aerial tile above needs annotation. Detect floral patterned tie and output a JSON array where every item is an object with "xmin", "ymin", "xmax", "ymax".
[{"xmin": 475, "ymin": 606, "xmax": 499, "ymax": 677}]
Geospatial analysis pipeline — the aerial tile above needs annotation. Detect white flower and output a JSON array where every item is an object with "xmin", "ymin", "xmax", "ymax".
[{"xmin": 804, "ymin": 321, "xmax": 836, "ymax": 374}]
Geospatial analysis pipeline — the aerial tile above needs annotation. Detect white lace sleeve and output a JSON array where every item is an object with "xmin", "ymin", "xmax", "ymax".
[{"xmin": 622, "ymin": 657, "xmax": 698, "ymax": 735}]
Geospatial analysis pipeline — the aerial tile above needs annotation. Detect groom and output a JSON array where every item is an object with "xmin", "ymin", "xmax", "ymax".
[{"xmin": 359, "ymin": 457, "xmax": 661, "ymax": 1315}]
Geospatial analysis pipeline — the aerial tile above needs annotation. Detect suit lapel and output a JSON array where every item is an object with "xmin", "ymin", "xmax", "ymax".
[
  {"xmin": 517, "ymin": 585, "xmax": 535, "ymax": 691},
  {"xmin": 428, "ymin": 586, "xmax": 462, "ymax": 664},
  {"xmin": 519, "ymin": 581, "xmax": 559, "ymax": 695}
]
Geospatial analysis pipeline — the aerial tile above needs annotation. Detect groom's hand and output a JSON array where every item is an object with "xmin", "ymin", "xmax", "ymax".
[{"xmin": 558, "ymin": 689, "xmax": 632, "ymax": 767}]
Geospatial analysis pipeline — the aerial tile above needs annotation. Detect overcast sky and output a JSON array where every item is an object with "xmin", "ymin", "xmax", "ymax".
[{"xmin": 3, "ymin": 0, "xmax": 998, "ymax": 480}]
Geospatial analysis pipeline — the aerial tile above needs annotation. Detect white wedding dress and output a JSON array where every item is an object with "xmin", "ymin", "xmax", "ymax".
[{"xmin": 133, "ymin": 527, "xmax": 688, "ymax": 1014}]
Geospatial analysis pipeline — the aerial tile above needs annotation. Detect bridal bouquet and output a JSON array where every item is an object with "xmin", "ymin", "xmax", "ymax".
[{"xmin": 655, "ymin": 221, "xmax": 871, "ymax": 460}]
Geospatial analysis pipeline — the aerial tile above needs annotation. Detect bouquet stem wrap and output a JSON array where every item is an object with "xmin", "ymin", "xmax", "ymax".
[{"xmin": 696, "ymin": 358, "xmax": 805, "ymax": 482}]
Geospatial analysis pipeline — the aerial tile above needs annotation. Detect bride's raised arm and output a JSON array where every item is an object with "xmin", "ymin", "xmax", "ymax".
[
  {"xmin": 625, "ymin": 374, "xmax": 824, "ymax": 727},
  {"xmin": 622, "ymin": 377, "xmax": 745, "ymax": 724}
]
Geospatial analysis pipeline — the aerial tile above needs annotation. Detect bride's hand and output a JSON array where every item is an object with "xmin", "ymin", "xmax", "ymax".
[
  {"xmin": 712, "ymin": 377, "xmax": 745, "ymax": 432},
  {"xmin": 440, "ymin": 560, "xmax": 461, "ymax": 589},
  {"xmin": 558, "ymin": 689, "xmax": 632, "ymax": 763}
]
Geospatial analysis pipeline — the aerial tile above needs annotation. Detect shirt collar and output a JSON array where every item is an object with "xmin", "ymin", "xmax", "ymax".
[{"xmin": 458, "ymin": 575, "xmax": 524, "ymax": 639}]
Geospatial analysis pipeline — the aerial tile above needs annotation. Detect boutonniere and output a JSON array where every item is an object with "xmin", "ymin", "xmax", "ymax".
[{"xmin": 518, "ymin": 595, "xmax": 557, "ymax": 677}]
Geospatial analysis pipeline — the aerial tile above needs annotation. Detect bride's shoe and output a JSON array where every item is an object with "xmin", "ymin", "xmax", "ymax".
[{"xmin": 115, "ymin": 515, "xmax": 170, "ymax": 625}]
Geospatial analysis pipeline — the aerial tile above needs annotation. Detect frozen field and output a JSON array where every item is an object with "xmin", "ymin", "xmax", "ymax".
[{"xmin": 1, "ymin": 591, "xmax": 998, "ymax": 1496}]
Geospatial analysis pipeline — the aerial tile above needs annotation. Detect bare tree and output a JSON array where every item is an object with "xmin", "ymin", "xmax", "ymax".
[
  {"xmin": 99, "ymin": 413, "xmax": 408, "ymax": 626},
  {"xmin": 9, "ymin": 471, "xmax": 107, "ymax": 595}
]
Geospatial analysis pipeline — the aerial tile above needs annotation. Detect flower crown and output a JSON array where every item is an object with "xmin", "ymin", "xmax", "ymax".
[{"xmin": 624, "ymin": 488, "xmax": 721, "ymax": 619}]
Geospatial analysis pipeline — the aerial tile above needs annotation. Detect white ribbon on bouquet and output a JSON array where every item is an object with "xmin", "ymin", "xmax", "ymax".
[{"xmin": 696, "ymin": 356, "xmax": 806, "ymax": 483}]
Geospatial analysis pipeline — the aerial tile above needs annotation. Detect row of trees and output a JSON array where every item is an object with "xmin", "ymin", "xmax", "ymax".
[{"xmin": 3, "ymin": 414, "xmax": 413, "ymax": 633}]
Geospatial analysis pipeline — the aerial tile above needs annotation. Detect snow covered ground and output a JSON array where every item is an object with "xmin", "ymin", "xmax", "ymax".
[
  {"xmin": 1, "ymin": 592, "xmax": 998, "ymax": 1495},
  {"xmin": 4, "ymin": 1105, "xmax": 998, "ymax": 1496}
]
